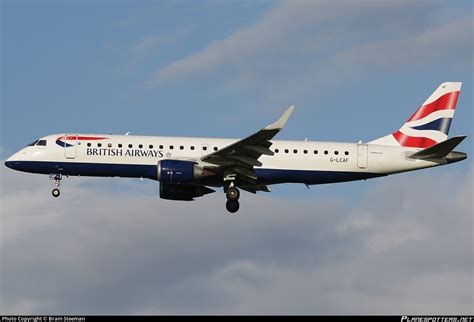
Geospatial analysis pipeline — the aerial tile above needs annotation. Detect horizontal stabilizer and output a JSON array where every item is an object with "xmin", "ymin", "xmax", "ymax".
[{"xmin": 408, "ymin": 136, "xmax": 467, "ymax": 160}]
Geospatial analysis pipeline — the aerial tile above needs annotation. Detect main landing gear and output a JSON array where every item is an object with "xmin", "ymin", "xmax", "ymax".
[
  {"xmin": 225, "ymin": 184, "xmax": 240, "ymax": 214},
  {"xmin": 49, "ymin": 174, "xmax": 62, "ymax": 198}
]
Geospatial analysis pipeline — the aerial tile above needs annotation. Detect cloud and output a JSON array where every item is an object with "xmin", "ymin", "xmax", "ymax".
[
  {"xmin": 1, "ymin": 162, "xmax": 472, "ymax": 314},
  {"xmin": 146, "ymin": 1, "xmax": 472, "ymax": 101},
  {"xmin": 121, "ymin": 26, "xmax": 193, "ymax": 73}
]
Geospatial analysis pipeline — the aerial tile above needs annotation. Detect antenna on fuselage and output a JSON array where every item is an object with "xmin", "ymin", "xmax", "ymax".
[{"xmin": 125, "ymin": 132, "xmax": 130, "ymax": 135}]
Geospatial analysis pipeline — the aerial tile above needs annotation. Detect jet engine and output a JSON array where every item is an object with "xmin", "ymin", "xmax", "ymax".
[
  {"xmin": 159, "ymin": 182, "xmax": 215, "ymax": 201},
  {"xmin": 157, "ymin": 160, "xmax": 202, "ymax": 184}
]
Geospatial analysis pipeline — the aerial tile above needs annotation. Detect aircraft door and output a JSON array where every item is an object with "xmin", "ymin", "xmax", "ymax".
[
  {"xmin": 357, "ymin": 144, "xmax": 368, "ymax": 169},
  {"xmin": 64, "ymin": 134, "xmax": 78, "ymax": 159}
]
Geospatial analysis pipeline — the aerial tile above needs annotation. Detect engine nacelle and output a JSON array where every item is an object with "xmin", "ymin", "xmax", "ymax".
[
  {"xmin": 157, "ymin": 160, "xmax": 202, "ymax": 184},
  {"xmin": 159, "ymin": 182, "xmax": 215, "ymax": 201}
]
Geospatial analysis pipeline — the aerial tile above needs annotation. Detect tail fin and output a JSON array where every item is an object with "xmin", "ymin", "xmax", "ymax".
[{"xmin": 369, "ymin": 82, "xmax": 462, "ymax": 148}]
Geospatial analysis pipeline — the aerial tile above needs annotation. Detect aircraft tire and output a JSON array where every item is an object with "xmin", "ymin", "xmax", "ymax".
[
  {"xmin": 226, "ymin": 200, "xmax": 239, "ymax": 213},
  {"xmin": 52, "ymin": 188, "xmax": 60, "ymax": 198},
  {"xmin": 226, "ymin": 187, "xmax": 240, "ymax": 201}
]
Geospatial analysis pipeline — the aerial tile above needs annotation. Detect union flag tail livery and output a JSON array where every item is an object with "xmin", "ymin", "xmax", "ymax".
[
  {"xmin": 5, "ymin": 82, "xmax": 467, "ymax": 213},
  {"xmin": 369, "ymin": 82, "xmax": 461, "ymax": 148}
]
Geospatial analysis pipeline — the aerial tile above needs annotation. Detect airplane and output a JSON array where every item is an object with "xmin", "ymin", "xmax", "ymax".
[{"xmin": 4, "ymin": 82, "xmax": 467, "ymax": 213}]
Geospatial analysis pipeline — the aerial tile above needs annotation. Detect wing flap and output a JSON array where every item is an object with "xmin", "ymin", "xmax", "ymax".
[
  {"xmin": 240, "ymin": 184, "xmax": 271, "ymax": 194},
  {"xmin": 233, "ymin": 166, "xmax": 257, "ymax": 180},
  {"xmin": 242, "ymin": 145, "xmax": 274, "ymax": 156},
  {"xmin": 229, "ymin": 155, "xmax": 263, "ymax": 167}
]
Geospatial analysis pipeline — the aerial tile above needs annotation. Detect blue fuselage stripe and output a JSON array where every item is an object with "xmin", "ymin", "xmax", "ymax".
[
  {"xmin": 5, "ymin": 160, "xmax": 156, "ymax": 179},
  {"xmin": 4, "ymin": 161, "xmax": 383, "ymax": 185},
  {"xmin": 254, "ymin": 168, "xmax": 382, "ymax": 184}
]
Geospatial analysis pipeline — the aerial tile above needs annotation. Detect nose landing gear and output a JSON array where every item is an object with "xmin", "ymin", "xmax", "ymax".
[
  {"xmin": 52, "ymin": 188, "xmax": 60, "ymax": 197},
  {"xmin": 49, "ymin": 174, "xmax": 62, "ymax": 198}
]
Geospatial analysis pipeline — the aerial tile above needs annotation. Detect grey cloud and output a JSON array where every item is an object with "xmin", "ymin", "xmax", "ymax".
[
  {"xmin": 125, "ymin": 26, "xmax": 193, "ymax": 72},
  {"xmin": 146, "ymin": 1, "xmax": 472, "ymax": 102},
  {"xmin": 1, "ymin": 162, "xmax": 472, "ymax": 314},
  {"xmin": 130, "ymin": 33, "xmax": 167, "ymax": 68}
]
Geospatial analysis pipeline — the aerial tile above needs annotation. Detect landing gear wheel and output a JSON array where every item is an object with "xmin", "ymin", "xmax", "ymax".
[
  {"xmin": 226, "ymin": 200, "xmax": 240, "ymax": 213},
  {"xmin": 52, "ymin": 188, "xmax": 60, "ymax": 198},
  {"xmin": 49, "ymin": 174, "xmax": 62, "ymax": 198},
  {"xmin": 226, "ymin": 186, "xmax": 240, "ymax": 201}
]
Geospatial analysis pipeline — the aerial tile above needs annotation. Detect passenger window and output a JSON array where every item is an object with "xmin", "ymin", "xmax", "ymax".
[
  {"xmin": 180, "ymin": 146, "xmax": 184, "ymax": 150},
  {"xmin": 87, "ymin": 143, "xmax": 92, "ymax": 147},
  {"xmin": 293, "ymin": 149, "xmax": 297, "ymax": 154},
  {"xmin": 334, "ymin": 151, "xmax": 339, "ymax": 155},
  {"xmin": 170, "ymin": 145, "xmax": 174, "ymax": 150},
  {"xmin": 108, "ymin": 143, "xmax": 112, "ymax": 148},
  {"xmin": 324, "ymin": 150, "xmax": 328, "ymax": 155},
  {"xmin": 214, "ymin": 147, "xmax": 218, "ymax": 151},
  {"xmin": 129, "ymin": 144, "xmax": 133, "ymax": 148},
  {"xmin": 303, "ymin": 150, "xmax": 308, "ymax": 154},
  {"xmin": 139, "ymin": 144, "xmax": 143, "ymax": 149},
  {"xmin": 159, "ymin": 145, "xmax": 163, "ymax": 149},
  {"xmin": 203, "ymin": 146, "xmax": 207, "ymax": 151},
  {"xmin": 191, "ymin": 146, "xmax": 195, "ymax": 150},
  {"xmin": 345, "ymin": 151, "xmax": 349, "ymax": 155},
  {"xmin": 149, "ymin": 145, "xmax": 153, "ymax": 149},
  {"xmin": 275, "ymin": 149, "xmax": 279, "ymax": 153},
  {"xmin": 314, "ymin": 150, "xmax": 318, "ymax": 154},
  {"xmin": 98, "ymin": 143, "xmax": 102, "ymax": 147},
  {"xmin": 118, "ymin": 144, "xmax": 123, "ymax": 148},
  {"xmin": 285, "ymin": 149, "xmax": 289, "ymax": 153}
]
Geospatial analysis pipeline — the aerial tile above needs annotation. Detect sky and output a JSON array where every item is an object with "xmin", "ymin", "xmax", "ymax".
[{"xmin": 1, "ymin": 0, "xmax": 473, "ymax": 315}]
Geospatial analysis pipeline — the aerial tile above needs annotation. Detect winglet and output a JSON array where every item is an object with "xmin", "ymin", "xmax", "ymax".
[{"xmin": 264, "ymin": 105, "xmax": 295, "ymax": 130}]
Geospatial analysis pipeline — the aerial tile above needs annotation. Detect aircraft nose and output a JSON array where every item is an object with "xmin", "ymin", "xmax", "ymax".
[
  {"xmin": 5, "ymin": 161, "xmax": 14, "ymax": 169},
  {"xmin": 5, "ymin": 154, "xmax": 20, "ymax": 170}
]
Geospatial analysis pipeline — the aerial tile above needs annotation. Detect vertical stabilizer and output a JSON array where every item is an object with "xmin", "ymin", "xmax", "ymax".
[{"xmin": 369, "ymin": 82, "xmax": 462, "ymax": 148}]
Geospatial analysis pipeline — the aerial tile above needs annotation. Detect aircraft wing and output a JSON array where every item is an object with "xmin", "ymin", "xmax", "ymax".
[{"xmin": 200, "ymin": 106, "xmax": 294, "ymax": 186}]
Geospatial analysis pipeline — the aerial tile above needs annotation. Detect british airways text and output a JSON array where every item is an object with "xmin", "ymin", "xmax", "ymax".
[{"xmin": 86, "ymin": 148, "xmax": 164, "ymax": 158}]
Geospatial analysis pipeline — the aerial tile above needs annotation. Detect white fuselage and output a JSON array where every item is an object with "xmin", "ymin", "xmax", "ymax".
[{"xmin": 5, "ymin": 133, "xmax": 444, "ymax": 186}]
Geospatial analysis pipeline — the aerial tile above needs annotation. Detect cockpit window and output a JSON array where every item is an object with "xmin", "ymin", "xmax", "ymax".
[
  {"xmin": 36, "ymin": 140, "xmax": 47, "ymax": 146},
  {"xmin": 26, "ymin": 140, "xmax": 39, "ymax": 147}
]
